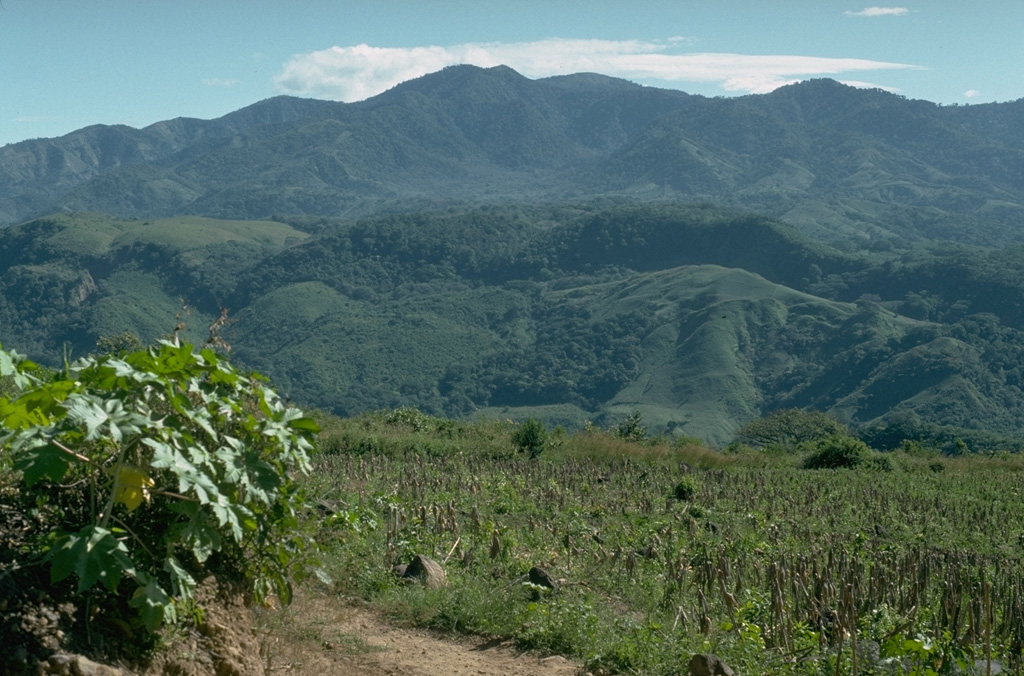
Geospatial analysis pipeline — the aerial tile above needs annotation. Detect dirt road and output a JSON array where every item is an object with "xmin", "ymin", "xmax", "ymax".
[{"xmin": 259, "ymin": 591, "xmax": 583, "ymax": 676}]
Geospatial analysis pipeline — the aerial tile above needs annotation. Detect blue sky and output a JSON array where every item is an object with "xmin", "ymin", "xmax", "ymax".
[{"xmin": 2, "ymin": 1, "xmax": 1021, "ymax": 147}]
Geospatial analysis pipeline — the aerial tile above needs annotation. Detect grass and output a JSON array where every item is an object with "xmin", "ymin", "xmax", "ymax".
[
  {"xmin": 31, "ymin": 212, "xmax": 309, "ymax": 258},
  {"xmin": 112, "ymin": 215, "xmax": 310, "ymax": 251},
  {"xmin": 301, "ymin": 409, "xmax": 1024, "ymax": 675}
]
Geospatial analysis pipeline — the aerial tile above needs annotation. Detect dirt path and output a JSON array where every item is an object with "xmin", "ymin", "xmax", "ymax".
[{"xmin": 259, "ymin": 591, "xmax": 583, "ymax": 676}]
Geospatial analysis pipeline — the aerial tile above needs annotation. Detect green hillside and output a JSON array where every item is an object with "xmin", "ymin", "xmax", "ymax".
[
  {"xmin": 3, "ymin": 204, "xmax": 1024, "ymax": 447},
  {"xmin": 0, "ymin": 213, "xmax": 309, "ymax": 354}
]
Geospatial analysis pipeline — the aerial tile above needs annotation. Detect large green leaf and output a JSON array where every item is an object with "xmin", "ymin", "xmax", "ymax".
[
  {"xmin": 0, "ymin": 346, "xmax": 37, "ymax": 389},
  {"xmin": 64, "ymin": 394, "xmax": 110, "ymax": 441},
  {"xmin": 130, "ymin": 573, "xmax": 175, "ymax": 632},
  {"xmin": 12, "ymin": 442, "xmax": 72, "ymax": 486},
  {"xmin": 0, "ymin": 380, "xmax": 77, "ymax": 429},
  {"xmin": 50, "ymin": 525, "xmax": 137, "ymax": 593}
]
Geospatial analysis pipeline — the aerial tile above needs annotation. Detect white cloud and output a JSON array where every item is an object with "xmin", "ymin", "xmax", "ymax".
[
  {"xmin": 202, "ymin": 78, "xmax": 241, "ymax": 88},
  {"xmin": 839, "ymin": 80, "xmax": 904, "ymax": 94},
  {"xmin": 273, "ymin": 39, "xmax": 920, "ymax": 101},
  {"xmin": 964, "ymin": 89, "xmax": 982, "ymax": 98},
  {"xmin": 844, "ymin": 7, "xmax": 909, "ymax": 17}
]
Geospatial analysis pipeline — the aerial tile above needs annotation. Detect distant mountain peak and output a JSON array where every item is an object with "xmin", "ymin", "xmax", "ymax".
[
  {"xmin": 374, "ymin": 63, "xmax": 531, "ymax": 99},
  {"xmin": 538, "ymin": 71, "xmax": 651, "ymax": 93}
]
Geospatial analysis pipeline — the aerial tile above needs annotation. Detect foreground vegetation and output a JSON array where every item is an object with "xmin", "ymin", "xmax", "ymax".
[
  {"xmin": 0, "ymin": 341, "xmax": 322, "ymax": 672},
  {"xmin": 307, "ymin": 408, "xmax": 1024, "ymax": 675},
  {"xmin": 5, "ymin": 338, "xmax": 1024, "ymax": 675}
]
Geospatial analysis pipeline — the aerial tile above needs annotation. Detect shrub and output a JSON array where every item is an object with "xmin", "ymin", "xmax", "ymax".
[
  {"xmin": 512, "ymin": 417, "xmax": 548, "ymax": 458},
  {"xmin": 615, "ymin": 410, "xmax": 647, "ymax": 442},
  {"xmin": 672, "ymin": 475, "xmax": 699, "ymax": 501},
  {"xmin": 0, "ymin": 340, "xmax": 321, "ymax": 634},
  {"xmin": 864, "ymin": 453, "xmax": 894, "ymax": 472},
  {"xmin": 802, "ymin": 435, "xmax": 871, "ymax": 469}
]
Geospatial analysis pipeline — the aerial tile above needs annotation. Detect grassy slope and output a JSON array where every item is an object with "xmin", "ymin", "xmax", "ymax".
[
  {"xmin": 0, "ymin": 213, "xmax": 310, "ymax": 354},
  {"xmin": 113, "ymin": 215, "xmax": 309, "ymax": 250},
  {"xmin": 618, "ymin": 268, "xmax": 832, "ymax": 441},
  {"xmin": 3, "ymin": 208, "xmax": 1024, "ymax": 447}
]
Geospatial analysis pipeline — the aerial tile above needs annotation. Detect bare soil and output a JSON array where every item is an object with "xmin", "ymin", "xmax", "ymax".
[{"xmin": 257, "ymin": 589, "xmax": 583, "ymax": 676}]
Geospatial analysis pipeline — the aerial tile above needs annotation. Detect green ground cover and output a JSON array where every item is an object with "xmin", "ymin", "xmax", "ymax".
[{"xmin": 308, "ymin": 409, "xmax": 1024, "ymax": 675}]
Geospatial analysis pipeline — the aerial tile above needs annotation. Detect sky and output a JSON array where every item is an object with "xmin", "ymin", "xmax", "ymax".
[{"xmin": 1, "ymin": 1, "xmax": 1022, "ymax": 147}]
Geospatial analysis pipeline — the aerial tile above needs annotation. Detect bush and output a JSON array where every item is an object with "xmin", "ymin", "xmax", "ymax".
[
  {"xmin": 672, "ymin": 475, "xmax": 699, "ymax": 501},
  {"xmin": 615, "ymin": 410, "xmax": 647, "ymax": 442},
  {"xmin": 864, "ymin": 453, "xmax": 894, "ymax": 472},
  {"xmin": 0, "ymin": 340, "xmax": 321, "ymax": 634},
  {"xmin": 512, "ymin": 417, "xmax": 548, "ymax": 458},
  {"xmin": 802, "ymin": 435, "xmax": 871, "ymax": 469}
]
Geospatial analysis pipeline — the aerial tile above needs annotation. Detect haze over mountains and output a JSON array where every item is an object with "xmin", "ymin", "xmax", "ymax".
[{"xmin": 3, "ymin": 65, "xmax": 1024, "ymax": 447}]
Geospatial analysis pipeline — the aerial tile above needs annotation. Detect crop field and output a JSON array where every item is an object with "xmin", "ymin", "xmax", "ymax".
[{"xmin": 309, "ymin": 410, "xmax": 1024, "ymax": 675}]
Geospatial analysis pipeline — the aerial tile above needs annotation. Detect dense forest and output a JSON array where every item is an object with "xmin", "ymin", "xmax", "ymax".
[{"xmin": 2, "ymin": 201, "xmax": 1024, "ymax": 450}]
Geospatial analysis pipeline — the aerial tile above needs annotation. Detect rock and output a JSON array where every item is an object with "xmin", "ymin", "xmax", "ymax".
[
  {"xmin": 856, "ymin": 639, "xmax": 881, "ymax": 666},
  {"xmin": 688, "ymin": 653, "xmax": 735, "ymax": 676},
  {"xmin": 528, "ymin": 566, "xmax": 557, "ymax": 590},
  {"xmin": 44, "ymin": 654, "xmax": 74, "ymax": 676},
  {"xmin": 973, "ymin": 659, "xmax": 1004, "ymax": 675},
  {"xmin": 71, "ymin": 655, "xmax": 122, "ymax": 676},
  {"xmin": 402, "ymin": 554, "xmax": 448, "ymax": 589}
]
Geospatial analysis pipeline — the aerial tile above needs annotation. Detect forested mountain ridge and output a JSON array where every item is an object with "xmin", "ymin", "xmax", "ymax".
[
  {"xmin": 3, "ymin": 65, "xmax": 1024, "ymax": 248},
  {"xmin": 4, "ymin": 204, "xmax": 1024, "ymax": 448}
]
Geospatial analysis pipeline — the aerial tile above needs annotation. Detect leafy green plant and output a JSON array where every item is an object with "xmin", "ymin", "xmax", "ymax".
[
  {"xmin": 672, "ymin": 475, "xmax": 699, "ymax": 501},
  {"xmin": 802, "ymin": 435, "xmax": 871, "ymax": 469},
  {"xmin": 615, "ymin": 410, "xmax": 647, "ymax": 443},
  {"xmin": 512, "ymin": 417, "xmax": 548, "ymax": 458},
  {"xmin": 0, "ymin": 339, "xmax": 321, "ymax": 633},
  {"xmin": 880, "ymin": 632, "xmax": 973, "ymax": 675}
]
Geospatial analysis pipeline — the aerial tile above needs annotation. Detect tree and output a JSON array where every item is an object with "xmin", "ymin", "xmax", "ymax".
[
  {"xmin": 95, "ymin": 330, "xmax": 144, "ymax": 355},
  {"xmin": 512, "ymin": 417, "xmax": 548, "ymax": 458},
  {"xmin": 802, "ymin": 435, "xmax": 871, "ymax": 469},
  {"xmin": 736, "ymin": 408, "xmax": 849, "ymax": 449}
]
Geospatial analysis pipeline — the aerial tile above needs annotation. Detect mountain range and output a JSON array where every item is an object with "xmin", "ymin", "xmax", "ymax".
[
  {"xmin": 3, "ymin": 65, "xmax": 1024, "ymax": 448},
  {"xmin": 5, "ymin": 65, "xmax": 1024, "ymax": 247}
]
